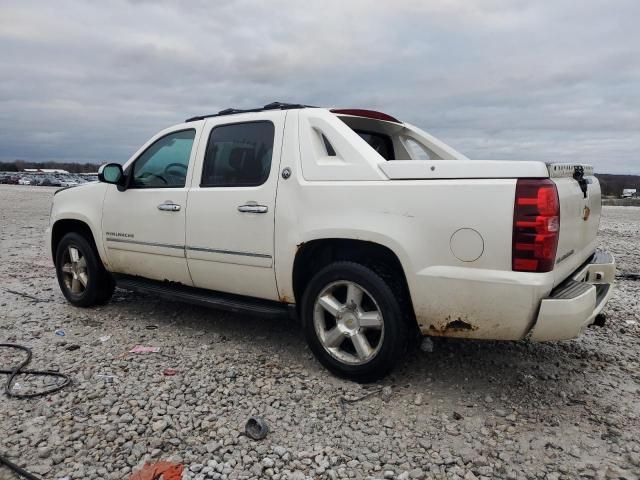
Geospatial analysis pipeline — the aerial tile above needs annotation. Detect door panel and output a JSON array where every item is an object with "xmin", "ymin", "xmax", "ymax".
[
  {"xmin": 103, "ymin": 187, "xmax": 192, "ymax": 284},
  {"xmin": 102, "ymin": 126, "xmax": 201, "ymax": 285},
  {"xmin": 186, "ymin": 112, "xmax": 285, "ymax": 300}
]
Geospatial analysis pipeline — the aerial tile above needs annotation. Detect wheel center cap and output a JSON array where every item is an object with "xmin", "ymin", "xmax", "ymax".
[{"xmin": 340, "ymin": 312, "xmax": 359, "ymax": 333}]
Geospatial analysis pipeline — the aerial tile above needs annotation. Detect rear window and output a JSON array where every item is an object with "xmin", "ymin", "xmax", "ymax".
[{"xmin": 354, "ymin": 130, "xmax": 395, "ymax": 160}]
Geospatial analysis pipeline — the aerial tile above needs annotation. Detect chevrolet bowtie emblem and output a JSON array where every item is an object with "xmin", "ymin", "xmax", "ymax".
[{"xmin": 583, "ymin": 205, "xmax": 591, "ymax": 221}]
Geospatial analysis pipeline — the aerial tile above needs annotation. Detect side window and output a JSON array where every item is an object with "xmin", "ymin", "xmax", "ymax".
[
  {"xmin": 402, "ymin": 137, "xmax": 432, "ymax": 160},
  {"xmin": 354, "ymin": 130, "xmax": 395, "ymax": 160},
  {"xmin": 131, "ymin": 129, "xmax": 196, "ymax": 188},
  {"xmin": 201, "ymin": 121, "xmax": 274, "ymax": 187}
]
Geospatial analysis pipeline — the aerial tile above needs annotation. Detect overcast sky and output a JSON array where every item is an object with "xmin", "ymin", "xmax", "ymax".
[{"xmin": 1, "ymin": 0, "xmax": 638, "ymax": 173}]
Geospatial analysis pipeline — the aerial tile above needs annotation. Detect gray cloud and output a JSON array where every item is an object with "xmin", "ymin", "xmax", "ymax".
[{"xmin": 0, "ymin": 0, "xmax": 638, "ymax": 173}]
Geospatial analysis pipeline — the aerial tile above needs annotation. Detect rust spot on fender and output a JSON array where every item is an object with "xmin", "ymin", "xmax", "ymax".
[
  {"xmin": 279, "ymin": 294, "xmax": 294, "ymax": 304},
  {"xmin": 426, "ymin": 317, "xmax": 478, "ymax": 336},
  {"xmin": 446, "ymin": 319, "xmax": 474, "ymax": 330}
]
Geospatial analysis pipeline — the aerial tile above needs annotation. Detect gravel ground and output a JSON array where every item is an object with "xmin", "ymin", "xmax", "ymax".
[{"xmin": 0, "ymin": 184, "xmax": 639, "ymax": 480}]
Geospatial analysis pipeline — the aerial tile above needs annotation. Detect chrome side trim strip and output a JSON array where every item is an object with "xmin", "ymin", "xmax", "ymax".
[
  {"xmin": 105, "ymin": 237, "xmax": 272, "ymax": 259},
  {"xmin": 187, "ymin": 246, "xmax": 272, "ymax": 259},
  {"xmin": 106, "ymin": 237, "xmax": 184, "ymax": 250}
]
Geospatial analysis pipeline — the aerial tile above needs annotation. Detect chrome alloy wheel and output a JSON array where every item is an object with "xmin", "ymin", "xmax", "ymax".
[
  {"xmin": 313, "ymin": 280, "xmax": 384, "ymax": 365},
  {"xmin": 61, "ymin": 246, "xmax": 88, "ymax": 295}
]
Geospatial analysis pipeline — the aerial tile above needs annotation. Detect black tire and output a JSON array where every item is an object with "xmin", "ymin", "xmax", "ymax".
[
  {"xmin": 55, "ymin": 232, "xmax": 114, "ymax": 307},
  {"xmin": 94, "ymin": 271, "xmax": 116, "ymax": 305},
  {"xmin": 301, "ymin": 261, "xmax": 408, "ymax": 382}
]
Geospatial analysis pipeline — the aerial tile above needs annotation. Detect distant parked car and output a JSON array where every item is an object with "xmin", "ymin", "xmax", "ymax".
[
  {"xmin": 18, "ymin": 178, "xmax": 31, "ymax": 185},
  {"xmin": 60, "ymin": 180, "xmax": 79, "ymax": 187}
]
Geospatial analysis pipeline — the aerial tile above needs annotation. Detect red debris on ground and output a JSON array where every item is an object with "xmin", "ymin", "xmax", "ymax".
[
  {"xmin": 162, "ymin": 368, "xmax": 179, "ymax": 376},
  {"xmin": 129, "ymin": 345, "xmax": 160, "ymax": 354},
  {"xmin": 128, "ymin": 461, "xmax": 184, "ymax": 480}
]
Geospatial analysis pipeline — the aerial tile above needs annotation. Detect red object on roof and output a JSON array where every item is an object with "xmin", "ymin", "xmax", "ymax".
[{"xmin": 330, "ymin": 108, "xmax": 401, "ymax": 123}]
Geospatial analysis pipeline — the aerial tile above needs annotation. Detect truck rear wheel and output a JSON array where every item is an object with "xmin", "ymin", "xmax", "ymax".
[
  {"xmin": 55, "ymin": 232, "xmax": 114, "ymax": 307},
  {"xmin": 301, "ymin": 261, "xmax": 408, "ymax": 382}
]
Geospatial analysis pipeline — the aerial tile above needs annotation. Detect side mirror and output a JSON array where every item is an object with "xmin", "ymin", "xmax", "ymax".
[{"xmin": 98, "ymin": 163, "xmax": 124, "ymax": 185}]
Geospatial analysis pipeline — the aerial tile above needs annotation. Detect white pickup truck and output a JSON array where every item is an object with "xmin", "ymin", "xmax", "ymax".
[{"xmin": 47, "ymin": 102, "xmax": 615, "ymax": 381}]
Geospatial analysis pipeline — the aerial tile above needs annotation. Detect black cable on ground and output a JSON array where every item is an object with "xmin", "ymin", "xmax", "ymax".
[
  {"xmin": 0, "ymin": 343, "xmax": 71, "ymax": 398},
  {"xmin": 1, "ymin": 344, "xmax": 71, "ymax": 479},
  {"xmin": 0, "ymin": 453, "xmax": 43, "ymax": 480}
]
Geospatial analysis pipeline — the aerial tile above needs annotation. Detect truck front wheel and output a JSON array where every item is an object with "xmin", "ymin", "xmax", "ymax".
[
  {"xmin": 301, "ymin": 261, "xmax": 408, "ymax": 382},
  {"xmin": 55, "ymin": 232, "xmax": 114, "ymax": 307}
]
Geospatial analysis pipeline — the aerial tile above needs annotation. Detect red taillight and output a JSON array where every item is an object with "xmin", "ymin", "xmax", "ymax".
[{"xmin": 512, "ymin": 179, "xmax": 559, "ymax": 272}]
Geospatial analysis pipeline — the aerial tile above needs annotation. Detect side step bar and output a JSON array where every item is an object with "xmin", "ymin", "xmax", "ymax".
[{"xmin": 114, "ymin": 275, "xmax": 292, "ymax": 319}]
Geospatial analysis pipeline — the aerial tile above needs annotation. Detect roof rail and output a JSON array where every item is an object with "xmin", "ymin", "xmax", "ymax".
[{"xmin": 185, "ymin": 102, "xmax": 311, "ymax": 122}]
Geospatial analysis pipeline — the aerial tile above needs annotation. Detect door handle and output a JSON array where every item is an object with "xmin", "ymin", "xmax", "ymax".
[
  {"xmin": 237, "ymin": 204, "xmax": 268, "ymax": 214},
  {"xmin": 157, "ymin": 202, "xmax": 181, "ymax": 212}
]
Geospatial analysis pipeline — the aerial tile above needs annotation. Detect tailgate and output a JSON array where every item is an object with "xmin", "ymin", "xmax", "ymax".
[{"xmin": 548, "ymin": 163, "xmax": 601, "ymax": 286}]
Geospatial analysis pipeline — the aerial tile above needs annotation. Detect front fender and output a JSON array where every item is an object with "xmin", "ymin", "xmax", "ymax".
[{"xmin": 50, "ymin": 183, "xmax": 110, "ymax": 268}]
